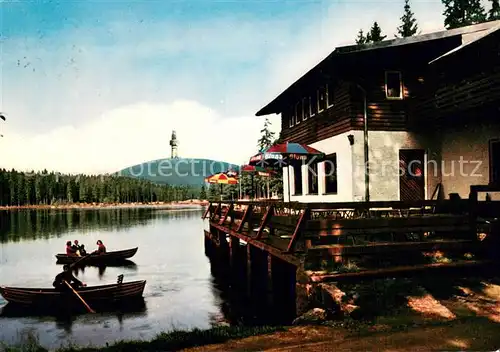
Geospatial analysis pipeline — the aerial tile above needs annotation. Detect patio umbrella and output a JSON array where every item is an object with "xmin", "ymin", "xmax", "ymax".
[
  {"xmin": 248, "ymin": 142, "xmax": 325, "ymax": 202},
  {"xmin": 239, "ymin": 164, "xmax": 276, "ymax": 199},
  {"xmin": 205, "ymin": 172, "xmax": 238, "ymax": 201}
]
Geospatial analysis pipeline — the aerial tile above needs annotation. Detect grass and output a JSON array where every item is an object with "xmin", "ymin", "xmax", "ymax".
[{"xmin": 0, "ymin": 325, "xmax": 285, "ymax": 352}]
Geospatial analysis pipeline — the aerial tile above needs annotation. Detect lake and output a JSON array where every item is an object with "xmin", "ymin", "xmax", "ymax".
[{"xmin": 0, "ymin": 206, "xmax": 236, "ymax": 349}]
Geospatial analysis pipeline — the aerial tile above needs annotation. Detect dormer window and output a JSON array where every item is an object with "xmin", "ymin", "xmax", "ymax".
[
  {"xmin": 318, "ymin": 86, "xmax": 327, "ymax": 112},
  {"xmin": 385, "ymin": 71, "xmax": 403, "ymax": 100}
]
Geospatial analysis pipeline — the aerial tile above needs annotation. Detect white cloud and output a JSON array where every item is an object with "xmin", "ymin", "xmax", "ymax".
[
  {"xmin": 0, "ymin": 101, "xmax": 281, "ymax": 173},
  {"xmin": 0, "ymin": 0, "xmax": 454, "ymax": 174}
]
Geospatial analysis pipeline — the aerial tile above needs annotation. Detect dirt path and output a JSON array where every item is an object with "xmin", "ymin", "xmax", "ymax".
[{"xmin": 182, "ymin": 319, "xmax": 500, "ymax": 351}]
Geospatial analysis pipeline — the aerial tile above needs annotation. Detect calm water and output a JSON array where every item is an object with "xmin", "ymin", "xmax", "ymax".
[{"xmin": 0, "ymin": 206, "xmax": 230, "ymax": 349}]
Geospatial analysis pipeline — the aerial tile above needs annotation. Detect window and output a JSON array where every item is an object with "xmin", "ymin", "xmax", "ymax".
[
  {"xmin": 323, "ymin": 153, "xmax": 337, "ymax": 194},
  {"xmin": 327, "ymin": 84, "xmax": 334, "ymax": 107},
  {"xmin": 307, "ymin": 160, "xmax": 318, "ymax": 195},
  {"xmin": 293, "ymin": 164, "xmax": 303, "ymax": 195},
  {"xmin": 295, "ymin": 101, "xmax": 302, "ymax": 124},
  {"xmin": 311, "ymin": 94, "xmax": 318, "ymax": 116},
  {"xmin": 385, "ymin": 71, "xmax": 403, "ymax": 100},
  {"xmin": 288, "ymin": 106, "xmax": 295, "ymax": 128},
  {"xmin": 318, "ymin": 86, "xmax": 327, "ymax": 112},
  {"xmin": 303, "ymin": 97, "xmax": 311, "ymax": 121}
]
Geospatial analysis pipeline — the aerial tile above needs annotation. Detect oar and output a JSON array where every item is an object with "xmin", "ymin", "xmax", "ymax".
[
  {"xmin": 69, "ymin": 253, "xmax": 93, "ymax": 269},
  {"xmin": 63, "ymin": 280, "xmax": 96, "ymax": 313}
]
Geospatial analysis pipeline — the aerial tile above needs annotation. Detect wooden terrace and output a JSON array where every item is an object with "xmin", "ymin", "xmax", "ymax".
[{"xmin": 202, "ymin": 185, "xmax": 500, "ymax": 316}]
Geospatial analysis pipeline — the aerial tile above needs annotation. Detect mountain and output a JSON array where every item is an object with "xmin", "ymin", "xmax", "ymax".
[{"xmin": 117, "ymin": 158, "xmax": 239, "ymax": 186}]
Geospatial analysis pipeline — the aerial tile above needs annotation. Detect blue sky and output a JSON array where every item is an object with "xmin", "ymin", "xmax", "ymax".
[{"xmin": 0, "ymin": 0, "xmax": 471, "ymax": 173}]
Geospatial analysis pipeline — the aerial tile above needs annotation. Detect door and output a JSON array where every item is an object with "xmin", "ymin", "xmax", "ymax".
[
  {"xmin": 399, "ymin": 149, "xmax": 425, "ymax": 201},
  {"xmin": 489, "ymin": 139, "xmax": 500, "ymax": 185}
]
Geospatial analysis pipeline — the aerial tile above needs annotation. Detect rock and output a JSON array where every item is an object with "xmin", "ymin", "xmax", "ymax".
[{"xmin": 292, "ymin": 308, "xmax": 328, "ymax": 325}]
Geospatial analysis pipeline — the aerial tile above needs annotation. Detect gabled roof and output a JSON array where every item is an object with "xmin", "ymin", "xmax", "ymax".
[
  {"xmin": 256, "ymin": 20, "xmax": 500, "ymax": 116},
  {"xmin": 429, "ymin": 22, "xmax": 500, "ymax": 64}
]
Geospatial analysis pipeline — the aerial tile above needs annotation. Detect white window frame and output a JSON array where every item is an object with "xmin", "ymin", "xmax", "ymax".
[
  {"xmin": 327, "ymin": 84, "xmax": 334, "ymax": 107},
  {"xmin": 317, "ymin": 86, "xmax": 326, "ymax": 113},
  {"xmin": 295, "ymin": 101, "xmax": 301, "ymax": 125},
  {"xmin": 302, "ymin": 97, "xmax": 311, "ymax": 121},
  {"xmin": 385, "ymin": 71, "xmax": 403, "ymax": 100},
  {"xmin": 310, "ymin": 94, "xmax": 317, "ymax": 117}
]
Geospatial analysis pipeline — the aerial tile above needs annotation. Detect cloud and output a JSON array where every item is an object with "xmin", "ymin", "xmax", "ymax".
[
  {"xmin": 0, "ymin": 101, "xmax": 281, "ymax": 174},
  {"xmin": 0, "ymin": 0, "xmax": 456, "ymax": 174}
]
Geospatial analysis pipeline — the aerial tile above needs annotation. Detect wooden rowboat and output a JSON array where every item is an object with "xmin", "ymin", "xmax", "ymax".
[
  {"xmin": 55, "ymin": 247, "xmax": 138, "ymax": 265},
  {"xmin": 0, "ymin": 280, "xmax": 146, "ymax": 309}
]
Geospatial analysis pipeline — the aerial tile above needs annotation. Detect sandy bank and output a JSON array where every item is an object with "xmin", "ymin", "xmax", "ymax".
[{"xmin": 0, "ymin": 200, "xmax": 209, "ymax": 211}]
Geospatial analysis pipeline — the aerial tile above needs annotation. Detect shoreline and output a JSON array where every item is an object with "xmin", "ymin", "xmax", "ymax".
[
  {"xmin": 3, "ymin": 316, "xmax": 500, "ymax": 352},
  {"xmin": 0, "ymin": 200, "xmax": 209, "ymax": 211}
]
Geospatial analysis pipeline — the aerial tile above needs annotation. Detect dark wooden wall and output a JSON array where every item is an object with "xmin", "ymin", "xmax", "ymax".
[
  {"xmin": 280, "ymin": 82, "xmax": 352, "ymax": 144},
  {"xmin": 410, "ymin": 30, "xmax": 500, "ymax": 125}
]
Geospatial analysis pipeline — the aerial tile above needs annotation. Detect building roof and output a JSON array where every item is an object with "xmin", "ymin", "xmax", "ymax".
[
  {"xmin": 429, "ymin": 22, "xmax": 500, "ymax": 64},
  {"xmin": 256, "ymin": 20, "xmax": 500, "ymax": 116}
]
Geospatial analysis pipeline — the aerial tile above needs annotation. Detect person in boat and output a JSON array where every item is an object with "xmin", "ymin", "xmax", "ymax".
[
  {"xmin": 53, "ymin": 264, "xmax": 86, "ymax": 290},
  {"xmin": 79, "ymin": 244, "xmax": 87, "ymax": 256},
  {"xmin": 92, "ymin": 240, "xmax": 106, "ymax": 255},
  {"xmin": 66, "ymin": 241, "xmax": 77, "ymax": 256},
  {"xmin": 71, "ymin": 240, "xmax": 86, "ymax": 256}
]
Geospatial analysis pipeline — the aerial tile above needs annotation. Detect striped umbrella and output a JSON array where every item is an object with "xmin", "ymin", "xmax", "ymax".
[
  {"xmin": 205, "ymin": 172, "xmax": 238, "ymax": 201},
  {"xmin": 248, "ymin": 142, "xmax": 325, "ymax": 202}
]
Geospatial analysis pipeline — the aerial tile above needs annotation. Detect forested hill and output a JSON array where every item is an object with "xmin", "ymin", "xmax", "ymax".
[
  {"xmin": 0, "ymin": 168, "xmax": 200, "ymax": 206},
  {"xmin": 117, "ymin": 158, "xmax": 239, "ymax": 186}
]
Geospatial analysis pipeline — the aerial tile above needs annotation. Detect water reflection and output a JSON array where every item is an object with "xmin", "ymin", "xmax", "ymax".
[
  {"xmin": 0, "ymin": 207, "xmax": 200, "ymax": 244},
  {"xmin": 71, "ymin": 260, "xmax": 138, "ymax": 279},
  {"xmin": 0, "ymin": 298, "xmax": 148, "ymax": 333}
]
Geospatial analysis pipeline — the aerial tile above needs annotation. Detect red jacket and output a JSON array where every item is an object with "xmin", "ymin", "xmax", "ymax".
[{"xmin": 66, "ymin": 245, "xmax": 75, "ymax": 255}]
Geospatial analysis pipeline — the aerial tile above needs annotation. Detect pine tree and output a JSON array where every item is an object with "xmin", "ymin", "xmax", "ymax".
[
  {"xmin": 257, "ymin": 117, "xmax": 275, "ymax": 152},
  {"xmin": 489, "ymin": 0, "xmax": 500, "ymax": 20},
  {"xmin": 199, "ymin": 184, "xmax": 207, "ymax": 200},
  {"xmin": 355, "ymin": 29, "xmax": 367, "ymax": 44},
  {"xmin": 442, "ymin": 0, "xmax": 487, "ymax": 29},
  {"xmin": 396, "ymin": 0, "xmax": 419, "ymax": 37},
  {"xmin": 367, "ymin": 22, "xmax": 387, "ymax": 42}
]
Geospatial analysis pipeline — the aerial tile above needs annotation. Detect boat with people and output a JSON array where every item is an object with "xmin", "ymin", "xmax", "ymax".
[
  {"xmin": 55, "ymin": 246, "xmax": 138, "ymax": 265},
  {"xmin": 0, "ymin": 279, "xmax": 146, "ymax": 309}
]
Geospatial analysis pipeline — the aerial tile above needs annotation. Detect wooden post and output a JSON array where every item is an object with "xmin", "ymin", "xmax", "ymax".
[
  {"xmin": 202, "ymin": 202, "xmax": 212, "ymax": 219},
  {"xmin": 237, "ymin": 204, "xmax": 253, "ymax": 232},
  {"xmin": 286, "ymin": 207, "xmax": 311, "ymax": 253},
  {"xmin": 210, "ymin": 203, "xmax": 220, "ymax": 221},
  {"xmin": 469, "ymin": 185, "xmax": 479, "ymax": 240},
  {"xmin": 219, "ymin": 203, "xmax": 234, "ymax": 225},
  {"xmin": 255, "ymin": 205, "xmax": 274, "ymax": 240}
]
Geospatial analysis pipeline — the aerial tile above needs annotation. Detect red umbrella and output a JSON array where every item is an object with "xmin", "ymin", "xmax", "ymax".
[{"xmin": 248, "ymin": 142, "xmax": 324, "ymax": 201}]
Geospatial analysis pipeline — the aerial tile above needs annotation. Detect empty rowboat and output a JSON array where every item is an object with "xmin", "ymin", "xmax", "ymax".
[
  {"xmin": 55, "ymin": 247, "xmax": 138, "ymax": 265},
  {"xmin": 0, "ymin": 280, "xmax": 146, "ymax": 309}
]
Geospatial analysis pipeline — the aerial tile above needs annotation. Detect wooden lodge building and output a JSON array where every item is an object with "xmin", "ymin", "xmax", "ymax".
[{"xmin": 256, "ymin": 20, "xmax": 500, "ymax": 203}]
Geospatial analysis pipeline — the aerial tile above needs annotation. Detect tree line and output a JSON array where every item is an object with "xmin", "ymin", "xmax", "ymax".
[
  {"xmin": 356, "ymin": 0, "xmax": 500, "ymax": 44},
  {"xmin": 0, "ymin": 118, "xmax": 283, "ymax": 205},
  {"xmin": 0, "ymin": 169, "xmax": 200, "ymax": 206}
]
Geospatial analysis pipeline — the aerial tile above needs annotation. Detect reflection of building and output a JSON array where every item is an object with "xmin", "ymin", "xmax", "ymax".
[
  {"xmin": 169, "ymin": 130, "xmax": 178, "ymax": 159},
  {"xmin": 255, "ymin": 21, "xmax": 500, "ymax": 203}
]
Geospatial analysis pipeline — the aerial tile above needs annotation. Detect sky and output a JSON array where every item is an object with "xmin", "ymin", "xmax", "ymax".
[{"xmin": 0, "ymin": 0, "xmax": 483, "ymax": 174}]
